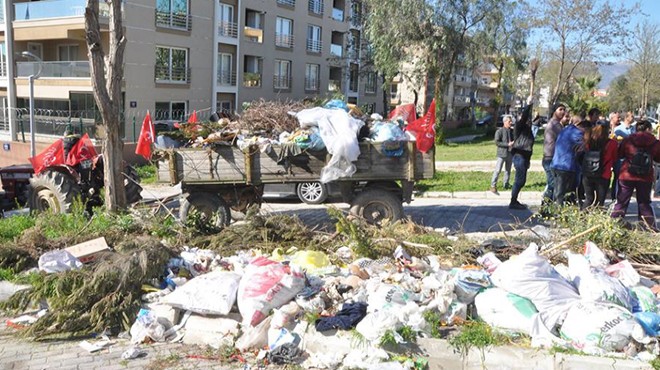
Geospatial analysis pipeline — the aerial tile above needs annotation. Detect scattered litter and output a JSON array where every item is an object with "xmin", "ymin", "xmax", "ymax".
[
  {"xmin": 64, "ymin": 236, "xmax": 110, "ymax": 263},
  {"xmin": 162, "ymin": 270, "xmax": 241, "ymax": 315},
  {"xmin": 38, "ymin": 250, "xmax": 83, "ymax": 273},
  {"xmin": 79, "ymin": 337, "xmax": 113, "ymax": 353},
  {"xmin": 121, "ymin": 346, "xmax": 147, "ymax": 360}
]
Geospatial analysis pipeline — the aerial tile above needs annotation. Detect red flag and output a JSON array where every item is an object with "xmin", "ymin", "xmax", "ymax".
[
  {"xmin": 405, "ymin": 99, "xmax": 436, "ymax": 153},
  {"xmin": 29, "ymin": 139, "xmax": 65, "ymax": 175},
  {"xmin": 65, "ymin": 133, "xmax": 98, "ymax": 166},
  {"xmin": 188, "ymin": 110, "xmax": 198, "ymax": 123},
  {"xmin": 388, "ymin": 103, "xmax": 417, "ymax": 123},
  {"xmin": 135, "ymin": 111, "xmax": 155, "ymax": 160}
]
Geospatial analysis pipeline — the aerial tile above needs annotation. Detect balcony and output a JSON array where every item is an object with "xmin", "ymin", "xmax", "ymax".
[
  {"xmin": 217, "ymin": 70, "xmax": 237, "ymax": 86},
  {"xmin": 17, "ymin": 61, "xmax": 90, "ymax": 78},
  {"xmin": 308, "ymin": 0, "xmax": 323, "ymax": 15},
  {"xmin": 306, "ymin": 39, "xmax": 322, "ymax": 53},
  {"xmin": 273, "ymin": 75, "xmax": 291, "ymax": 90},
  {"xmin": 328, "ymin": 79, "xmax": 341, "ymax": 92},
  {"xmin": 277, "ymin": 0, "xmax": 296, "ymax": 6},
  {"xmin": 155, "ymin": 66, "xmax": 190, "ymax": 84},
  {"xmin": 275, "ymin": 34, "xmax": 295, "ymax": 48},
  {"xmin": 332, "ymin": 8, "xmax": 344, "ymax": 21},
  {"xmin": 244, "ymin": 27, "xmax": 263, "ymax": 43},
  {"xmin": 330, "ymin": 44, "xmax": 343, "ymax": 57},
  {"xmin": 243, "ymin": 72, "xmax": 262, "ymax": 87},
  {"xmin": 218, "ymin": 21, "xmax": 238, "ymax": 38},
  {"xmin": 0, "ymin": 62, "xmax": 7, "ymax": 78},
  {"xmin": 15, "ymin": 0, "xmax": 110, "ymax": 21},
  {"xmin": 155, "ymin": 10, "xmax": 192, "ymax": 31},
  {"xmin": 304, "ymin": 78, "xmax": 318, "ymax": 91}
]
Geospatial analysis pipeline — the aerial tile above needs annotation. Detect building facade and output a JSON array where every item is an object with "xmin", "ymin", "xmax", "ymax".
[{"xmin": 0, "ymin": 0, "xmax": 381, "ymax": 144}]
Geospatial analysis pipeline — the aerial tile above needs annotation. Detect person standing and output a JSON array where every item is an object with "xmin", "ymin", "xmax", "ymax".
[
  {"xmin": 581, "ymin": 124, "xmax": 618, "ymax": 209},
  {"xmin": 490, "ymin": 115, "xmax": 514, "ymax": 195},
  {"xmin": 611, "ymin": 120, "xmax": 660, "ymax": 230},
  {"xmin": 614, "ymin": 112, "xmax": 636, "ymax": 139},
  {"xmin": 509, "ymin": 96, "xmax": 534, "ymax": 210},
  {"xmin": 551, "ymin": 120, "xmax": 590, "ymax": 205},
  {"xmin": 542, "ymin": 103, "xmax": 567, "ymax": 203}
]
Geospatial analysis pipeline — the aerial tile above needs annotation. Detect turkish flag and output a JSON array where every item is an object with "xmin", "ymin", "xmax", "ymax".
[
  {"xmin": 405, "ymin": 99, "xmax": 436, "ymax": 153},
  {"xmin": 135, "ymin": 111, "xmax": 155, "ymax": 160},
  {"xmin": 388, "ymin": 103, "xmax": 417, "ymax": 123},
  {"xmin": 29, "ymin": 139, "xmax": 65, "ymax": 174},
  {"xmin": 65, "ymin": 133, "xmax": 98, "ymax": 166}
]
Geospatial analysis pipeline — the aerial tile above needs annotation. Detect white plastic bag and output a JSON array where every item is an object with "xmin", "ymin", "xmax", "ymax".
[
  {"xmin": 38, "ymin": 250, "xmax": 83, "ymax": 273},
  {"xmin": 129, "ymin": 309, "xmax": 170, "ymax": 344},
  {"xmin": 235, "ymin": 316, "xmax": 272, "ymax": 351},
  {"xmin": 606, "ymin": 260, "xmax": 641, "ymax": 288},
  {"xmin": 560, "ymin": 301, "xmax": 648, "ymax": 355},
  {"xmin": 566, "ymin": 252, "xmax": 633, "ymax": 311},
  {"xmin": 355, "ymin": 310, "xmax": 399, "ymax": 342},
  {"xmin": 454, "ymin": 269, "xmax": 492, "ymax": 304},
  {"xmin": 366, "ymin": 284, "xmax": 417, "ymax": 313},
  {"xmin": 475, "ymin": 288, "xmax": 538, "ymax": 335},
  {"xmin": 237, "ymin": 257, "xmax": 305, "ymax": 326},
  {"xmin": 163, "ymin": 271, "xmax": 241, "ymax": 315}
]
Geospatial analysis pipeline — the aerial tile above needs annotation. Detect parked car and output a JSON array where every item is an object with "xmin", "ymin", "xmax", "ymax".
[
  {"xmin": 262, "ymin": 182, "xmax": 340, "ymax": 204},
  {"xmin": 476, "ymin": 115, "xmax": 493, "ymax": 126}
]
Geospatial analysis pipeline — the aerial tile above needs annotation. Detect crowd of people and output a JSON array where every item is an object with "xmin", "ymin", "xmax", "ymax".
[{"xmin": 490, "ymin": 97, "xmax": 660, "ymax": 231}]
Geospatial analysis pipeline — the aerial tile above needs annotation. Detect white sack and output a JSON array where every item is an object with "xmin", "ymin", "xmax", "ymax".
[
  {"xmin": 162, "ymin": 270, "xmax": 241, "ymax": 315},
  {"xmin": 566, "ymin": 252, "xmax": 633, "ymax": 310},
  {"xmin": 38, "ymin": 250, "xmax": 83, "ymax": 273},
  {"xmin": 475, "ymin": 288, "xmax": 538, "ymax": 335}
]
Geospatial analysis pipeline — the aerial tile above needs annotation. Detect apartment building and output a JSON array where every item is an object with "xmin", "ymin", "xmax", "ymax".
[{"xmin": 0, "ymin": 0, "xmax": 382, "ymax": 145}]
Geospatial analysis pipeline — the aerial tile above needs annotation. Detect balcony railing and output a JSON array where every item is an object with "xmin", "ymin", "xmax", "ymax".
[
  {"xmin": 243, "ymin": 73, "xmax": 262, "ymax": 87},
  {"xmin": 155, "ymin": 10, "xmax": 192, "ymax": 31},
  {"xmin": 17, "ymin": 61, "xmax": 90, "ymax": 78},
  {"xmin": 0, "ymin": 62, "xmax": 8, "ymax": 78},
  {"xmin": 244, "ymin": 27, "xmax": 263, "ymax": 43},
  {"xmin": 277, "ymin": 0, "xmax": 296, "ymax": 6},
  {"xmin": 328, "ymin": 79, "xmax": 341, "ymax": 92},
  {"xmin": 217, "ymin": 70, "xmax": 237, "ymax": 86},
  {"xmin": 304, "ymin": 78, "xmax": 319, "ymax": 91},
  {"xmin": 155, "ymin": 65, "xmax": 190, "ymax": 83},
  {"xmin": 332, "ymin": 8, "xmax": 344, "ymax": 21},
  {"xmin": 275, "ymin": 34, "xmax": 295, "ymax": 48},
  {"xmin": 308, "ymin": 0, "xmax": 323, "ymax": 14},
  {"xmin": 273, "ymin": 75, "xmax": 291, "ymax": 89},
  {"xmin": 306, "ymin": 39, "xmax": 322, "ymax": 53},
  {"xmin": 330, "ymin": 44, "xmax": 343, "ymax": 57},
  {"xmin": 15, "ymin": 0, "xmax": 110, "ymax": 21},
  {"xmin": 218, "ymin": 21, "xmax": 238, "ymax": 38}
]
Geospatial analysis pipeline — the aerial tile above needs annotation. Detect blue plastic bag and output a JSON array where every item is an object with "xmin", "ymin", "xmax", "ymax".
[
  {"xmin": 634, "ymin": 311, "xmax": 660, "ymax": 336},
  {"xmin": 324, "ymin": 99, "xmax": 349, "ymax": 112}
]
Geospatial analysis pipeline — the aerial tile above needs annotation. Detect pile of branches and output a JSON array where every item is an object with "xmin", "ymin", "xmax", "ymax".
[{"xmin": 232, "ymin": 99, "xmax": 316, "ymax": 135}]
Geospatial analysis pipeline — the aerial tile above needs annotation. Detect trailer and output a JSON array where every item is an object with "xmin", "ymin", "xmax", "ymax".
[{"xmin": 156, "ymin": 141, "xmax": 435, "ymax": 226}]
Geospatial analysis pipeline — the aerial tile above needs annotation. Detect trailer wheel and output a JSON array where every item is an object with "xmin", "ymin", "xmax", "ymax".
[
  {"xmin": 180, "ymin": 192, "xmax": 230, "ymax": 229},
  {"xmin": 349, "ymin": 189, "xmax": 404, "ymax": 225},
  {"xmin": 29, "ymin": 170, "xmax": 81, "ymax": 214},
  {"xmin": 296, "ymin": 182, "xmax": 328, "ymax": 204},
  {"xmin": 123, "ymin": 165, "xmax": 143, "ymax": 205}
]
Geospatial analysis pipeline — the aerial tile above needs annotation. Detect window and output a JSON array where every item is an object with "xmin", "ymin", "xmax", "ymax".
[
  {"xmin": 275, "ymin": 17, "xmax": 294, "ymax": 48},
  {"xmin": 307, "ymin": 25, "xmax": 322, "ymax": 53},
  {"xmin": 365, "ymin": 72, "xmax": 376, "ymax": 94},
  {"xmin": 218, "ymin": 101, "xmax": 232, "ymax": 114},
  {"xmin": 305, "ymin": 64, "xmax": 319, "ymax": 91},
  {"xmin": 244, "ymin": 9, "xmax": 264, "ymax": 43},
  {"xmin": 218, "ymin": 53, "xmax": 234, "ymax": 85},
  {"xmin": 277, "ymin": 0, "xmax": 295, "ymax": 6},
  {"xmin": 155, "ymin": 101, "xmax": 187, "ymax": 121},
  {"xmin": 155, "ymin": 46, "xmax": 189, "ymax": 83},
  {"xmin": 243, "ymin": 55, "xmax": 263, "ymax": 87},
  {"xmin": 390, "ymin": 83, "xmax": 398, "ymax": 100},
  {"xmin": 0, "ymin": 43, "xmax": 7, "ymax": 77},
  {"xmin": 156, "ymin": 0, "xmax": 191, "ymax": 30},
  {"xmin": 274, "ymin": 60, "xmax": 291, "ymax": 89},
  {"xmin": 308, "ymin": 0, "xmax": 323, "ymax": 14},
  {"xmin": 58, "ymin": 45, "xmax": 80, "ymax": 61},
  {"xmin": 218, "ymin": 3, "xmax": 236, "ymax": 37}
]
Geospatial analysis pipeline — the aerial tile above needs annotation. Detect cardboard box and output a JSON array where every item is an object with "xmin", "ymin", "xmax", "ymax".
[{"xmin": 65, "ymin": 237, "xmax": 110, "ymax": 263}]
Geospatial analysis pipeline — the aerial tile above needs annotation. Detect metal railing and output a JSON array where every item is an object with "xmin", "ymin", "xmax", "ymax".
[
  {"xmin": 15, "ymin": 0, "xmax": 110, "ymax": 21},
  {"xmin": 0, "ymin": 62, "xmax": 7, "ymax": 78},
  {"xmin": 306, "ymin": 39, "xmax": 322, "ymax": 53},
  {"xmin": 155, "ymin": 10, "xmax": 192, "ymax": 31},
  {"xmin": 243, "ymin": 73, "xmax": 262, "ymax": 87},
  {"xmin": 308, "ymin": 0, "xmax": 323, "ymax": 14},
  {"xmin": 155, "ymin": 65, "xmax": 190, "ymax": 83},
  {"xmin": 218, "ymin": 21, "xmax": 238, "ymax": 38},
  {"xmin": 244, "ymin": 27, "xmax": 263, "ymax": 43},
  {"xmin": 304, "ymin": 78, "xmax": 318, "ymax": 91},
  {"xmin": 275, "ymin": 34, "xmax": 295, "ymax": 48},
  {"xmin": 273, "ymin": 75, "xmax": 291, "ymax": 89},
  {"xmin": 217, "ymin": 70, "xmax": 237, "ymax": 86},
  {"xmin": 17, "ymin": 61, "xmax": 90, "ymax": 78},
  {"xmin": 277, "ymin": 0, "xmax": 296, "ymax": 6}
]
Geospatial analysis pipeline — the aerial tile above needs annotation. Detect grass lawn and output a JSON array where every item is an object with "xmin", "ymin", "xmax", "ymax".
[
  {"xmin": 417, "ymin": 171, "xmax": 546, "ymax": 192},
  {"xmin": 436, "ymin": 132, "xmax": 544, "ymax": 162}
]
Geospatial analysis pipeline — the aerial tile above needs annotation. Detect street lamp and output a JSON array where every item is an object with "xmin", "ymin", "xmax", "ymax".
[{"xmin": 21, "ymin": 51, "xmax": 43, "ymax": 158}]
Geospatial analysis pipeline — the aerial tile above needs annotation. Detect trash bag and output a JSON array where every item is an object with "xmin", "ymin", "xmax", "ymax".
[
  {"xmin": 630, "ymin": 286, "xmax": 657, "ymax": 313},
  {"xmin": 162, "ymin": 270, "xmax": 241, "ymax": 315},
  {"xmin": 606, "ymin": 260, "xmax": 641, "ymax": 288},
  {"xmin": 129, "ymin": 309, "xmax": 170, "ymax": 344},
  {"xmin": 475, "ymin": 288, "xmax": 538, "ymax": 335},
  {"xmin": 454, "ymin": 269, "xmax": 492, "ymax": 304},
  {"xmin": 235, "ymin": 316, "xmax": 272, "ymax": 351},
  {"xmin": 634, "ymin": 312, "xmax": 660, "ymax": 336},
  {"xmin": 559, "ymin": 301, "xmax": 648, "ymax": 354},
  {"xmin": 289, "ymin": 250, "xmax": 333, "ymax": 275},
  {"xmin": 324, "ymin": 99, "xmax": 349, "ymax": 112},
  {"xmin": 38, "ymin": 250, "xmax": 83, "ymax": 273},
  {"xmin": 366, "ymin": 284, "xmax": 417, "ymax": 312},
  {"xmin": 237, "ymin": 257, "xmax": 305, "ymax": 326},
  {"xmin": 566, "ymin": 252, "xmax": 634, "ymax": 311},
  {"xmin": 355, "ymin": 310, "xmax": 399, "ymax": 342}
]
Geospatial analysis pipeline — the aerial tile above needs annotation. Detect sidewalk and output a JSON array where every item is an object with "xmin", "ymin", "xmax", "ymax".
[
  {"xmin": 417, "ymin": 190, "xmax": 544, "ymax": 201},
  {"xmin": 436, "ymin": 159, "xmax": 544, "ymax": 172}
]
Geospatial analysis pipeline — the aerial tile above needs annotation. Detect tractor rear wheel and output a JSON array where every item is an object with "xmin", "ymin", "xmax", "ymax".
[{"xmin": 29, "ymin": 170, "xmax": 81, "ymax": 213}]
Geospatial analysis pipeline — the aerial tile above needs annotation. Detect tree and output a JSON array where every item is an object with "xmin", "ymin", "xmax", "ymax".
[
  {"xmin": 625, "ymin": 21, "xmax": 660, "ymax": 115},
  {"xmin": 85, "ymin": 0, "xmax": 127, "ymax": 212},
  {"xmin": 607, "ymin": 75, "xmax": 635, "ymax": 112},
  {"xmin": 566, "ymin": 75, "xmax": 601, "ymax": 114},
  {"xmin": 528, "ymin": 0, "xmax": 637, "ymax": 106},
  {"xmin": 363, "ymin": 0, "xmax": 507, "ymax": 142}
]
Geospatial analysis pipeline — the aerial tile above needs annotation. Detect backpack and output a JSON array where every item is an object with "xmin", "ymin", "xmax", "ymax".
[
  {"xmin": 581, "ymin": 150, "xmax": 603, "ymax": 177},
  {"xmin": 628, "ymin": 147, "xmax": 652, "ymax": 176}
]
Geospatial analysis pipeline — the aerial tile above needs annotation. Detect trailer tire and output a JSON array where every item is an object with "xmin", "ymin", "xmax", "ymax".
[
  {"xmin": 123, "ymin": 165, "xmax": 143, "ymax": 205},
  {"xmin": 349, "ymin": 189, "xmax": 404, "ymax": 225},
  {"xmin": 296, "ymin": 182, "xmax": 328, "ymax": 204},
  {"xmin": 29, "ymin": 170, "xmax": 81, "ymax": 214},
  {"xmin": 180, "ymin": 192, "xmax": 230, "ymax": 228}
]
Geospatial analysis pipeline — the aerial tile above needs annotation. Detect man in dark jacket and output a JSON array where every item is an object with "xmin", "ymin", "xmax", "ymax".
[
  {"xmin": 542, "ymin": 103, "xmax": 567, "ymax": 202},
  {"xmin": 509, "ymin": 96, "xmax": 534, "ymax": 210},
  {"xmin": 611, "ymin": 120, "xmax": 660, "ymax": 230},
  {"xmin": 490, "ymin": 115, "xmax": 514, "ymax": 194}
]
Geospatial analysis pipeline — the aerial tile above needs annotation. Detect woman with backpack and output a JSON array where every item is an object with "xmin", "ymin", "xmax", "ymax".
[
  {"xmin": 581, "ymin": 124, "xmax": 618, "ymax": 209},
  {"xmin": 611, "ymin": 120, "xmax": 660, "ymax": 230}
]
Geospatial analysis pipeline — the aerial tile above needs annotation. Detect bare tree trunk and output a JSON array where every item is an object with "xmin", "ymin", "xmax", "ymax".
[{"xmin": 85, "ymin": 0, "xmax": 127, "ymax": 212}]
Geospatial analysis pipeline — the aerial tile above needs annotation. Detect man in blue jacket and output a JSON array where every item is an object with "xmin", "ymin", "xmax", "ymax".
[{"xmin": 551, "ymin": 119, "xmax": 591, "ymax": 205}]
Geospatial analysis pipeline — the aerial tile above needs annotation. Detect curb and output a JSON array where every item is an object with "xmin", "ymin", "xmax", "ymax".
[{"xmin": 416, "ymin": 191, "xmax": 544, "ymax": 202}]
